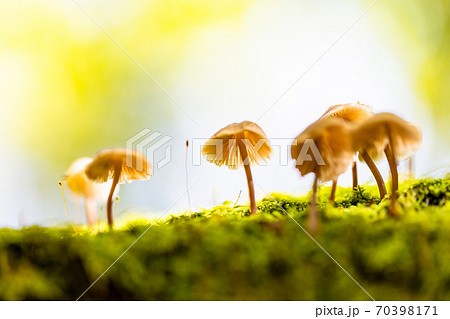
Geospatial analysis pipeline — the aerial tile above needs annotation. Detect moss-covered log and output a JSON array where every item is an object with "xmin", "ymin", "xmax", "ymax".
[{"xmin": 0, "ymin": 178, "xmax": 450, "ymax": 300}]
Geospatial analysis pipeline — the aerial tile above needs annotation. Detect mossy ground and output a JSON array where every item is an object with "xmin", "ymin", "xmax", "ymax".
[{"xmin": 1, "ymin": 177, "xmax": 450, "ymax": 300}]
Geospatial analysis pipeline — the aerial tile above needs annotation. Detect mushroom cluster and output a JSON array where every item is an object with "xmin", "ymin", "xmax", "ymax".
[
  {"xmin": 290, "ymin": 104, "xmax": 422, "ymax": 230},
  {"xmin": 61, "ymin": 157, "xmax": 114, "ymax": 227},
  {"xmin": 352, "ymin": 113, "xmax": 422, "ymax": 216},
  {"xmin": 291, "ymin": 118, "xmax": 354, "ymax": 232},
  {"xmin": 60, "ymin": 103, "xmax": 421, "ymax": 234},
  {"xmin": 317, "ymin": 102, "xmax": 374, "ymax": 201},
  {"xmin": 61, "ymin": 149, "xmax": 152, "ymax": 230},
  {"xmin": 85, "ymin": 148, "xmax": 152, "ymax": 228}
]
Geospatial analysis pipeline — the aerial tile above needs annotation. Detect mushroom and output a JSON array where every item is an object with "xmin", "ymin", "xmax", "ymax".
[
  {"xmin": 352, "ymin": 113, "xmax": 422, "ymax": 216},
  {"xmin": 318, "ymin": 102, "xmax": 374, "ymax": 201},
  {"xmin": 201, "ymin": 121, "xmax": 272, "ymax": 215},
  {"xmin": 85, "ymin": 148, "xmax": 152, "ymax": 228},
  {"xmin": 291, "ymin": 118, "xmax": 354, "ymax": 232},
  {"xmin": 64, "ymin": 157, "xmax": 113, "ymax": 227}
]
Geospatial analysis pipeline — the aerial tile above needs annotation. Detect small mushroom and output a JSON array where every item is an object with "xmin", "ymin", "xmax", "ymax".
[
  {"xmin": 85, "ymin": 148, "xmax": 152, "ymax": 228},
  {"xmin": 291, "ymin": 118, "xmax": 354, "ymax": 232},
  {"xmin": 318, "ymin": 102, "xmax": 374, "ymax": 200},
  {"xmin": 201, "ymin": 121, "xmax": 272, "ymax": 215},
  {"xmin": 64, "ymin": 157, "xmax": 113, "ymax": 227},
  {"xmin": 352, "ymin": 113, "xmax": 422, "ymax": 216}
]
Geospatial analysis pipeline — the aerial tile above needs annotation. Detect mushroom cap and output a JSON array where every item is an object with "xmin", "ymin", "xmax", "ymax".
[
  {"xmin": 318, "ymin": 102, "xmax": 373, "ymax": 123},
  {"xmin": 65, "ymin": 157, "xmax": 95, "ymax": 197},
  {"xmin": 352, "ymin": 113, "xmax": 422, "ymax": 162},
  {"xmin": 201, "ymin": 120, "xmax": 272, "ymax": 170},
  {"xmin": 85, "ymin": 148, "xmax": 152, "ymax": 184},
  {"xmin": 291, "ymin": 118, "xmax": 354, "ymax": 182},
  {"xmin": 65, "ymin": 157, "xmax": 115, "ymax": 199}
]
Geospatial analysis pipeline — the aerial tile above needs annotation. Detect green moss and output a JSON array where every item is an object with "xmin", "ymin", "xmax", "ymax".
[
  {"xmin": 0, "ymin": 178, "xmax": 450, "ymax": 300},
  {"xmin": 402, "ymin": 177, "xmax": 450, "ymax": 207}
]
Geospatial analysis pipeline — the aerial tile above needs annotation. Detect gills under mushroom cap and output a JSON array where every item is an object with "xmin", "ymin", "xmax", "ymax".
[
  {"xmin": 318, "ymin": 102, "xmax": 373, "ymax": 123},
  {"xmin": 85, "ymin": 148, "xmax": 152, "ymax": 184},
  {"xmin": 352, "ymin": 113, "xmax": 422, "ymax": 162},
  {"xmin": 291, "ymin": 118, "xmax": 354, "ymax": 182},
  {"xmin": 201, "ymin": 121, "xmax": 272, "ymax": 169}
]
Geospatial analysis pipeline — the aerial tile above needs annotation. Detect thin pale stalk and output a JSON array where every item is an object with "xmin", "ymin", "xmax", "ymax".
[
  {"xmin": 72, "ymin": 193, "xmax": 82, "ymax": 225},
  {"xmin": 58, "ymin": 181, "xmax": 78, "ymax": 234},
  {"xmin": 98, "ymin": 206, "xmax": 103, "ymax": 232},
  {"xmin": 232, "ymin": 190, "xmax": 242, "ymax": 211},
  {"xmin": 185, "ymin": 140, "xmax": 191, "ymax": 210}
]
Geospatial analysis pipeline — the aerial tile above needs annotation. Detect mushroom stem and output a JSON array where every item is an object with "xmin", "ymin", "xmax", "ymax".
[
  {"xmin": 384, "ymin": 144, "xmax": 398, "ymax": 217},
  {"xmin": 309, "ymin": 175, "xmax": 319, "ymax": 234},
  {"xmin": 330, "ymin": 179, "xmax": 337, "ymax": 203},
  {"xmin": 408, "ymin": 155, "xmax": 414, "ymax": 179},
  {"xmin": 361, "ymin": 150, "xmax": 387, "ymax": 199},
  {"xmin": 352, "ymin": 161, "xmax": 358, "ymax": 190},
  {"xmin": 85, "ymin": 197, "xmax": 97, "ymax": 227},
  {"xmin": 107, "ymin": 164, "xmax": 122, "ymax": 229},
  {"xmin": 237, "ymin": 138, "xmax": 257, "ymax": 215},
  {"xmin": 114, "ymin": 196, "xmax": 119, "ymax": 221}
]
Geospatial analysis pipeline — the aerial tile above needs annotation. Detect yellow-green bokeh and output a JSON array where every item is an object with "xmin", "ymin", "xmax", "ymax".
[
  {"xmin": 0, "ymin": 0, "xmax": 253, "ymax": 169},
  {"xmin": 376, "ymin": 0, "xmax": 450, "ymax": 143}
]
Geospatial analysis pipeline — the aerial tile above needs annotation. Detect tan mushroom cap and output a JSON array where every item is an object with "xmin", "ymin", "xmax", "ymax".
[
  {"xmin": 65, "ymin": 157, "xmax": 95, "ymax": 197},
  {"xmin": 352, "ymin": 113, "xmax": 422, "ymax": 162},
  {"xmin": 318, "ymin": 102, "xmax": 373, "ymax": 123},
  {"xmin": 201, "ymin": 120, "xmax": 272, "ymax": 170},
  {"xmin": 291, "ymin": 118, "xmax": 354, "ymax": 182},
  {"xmin": 85, "ymin": 148, "xmax": 152, "ymax": 184}
]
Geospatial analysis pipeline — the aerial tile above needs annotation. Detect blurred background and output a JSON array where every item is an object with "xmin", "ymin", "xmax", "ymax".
[{"xmin": 0, "ymin": 0, "xmax": 449, "ymax": 227}]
